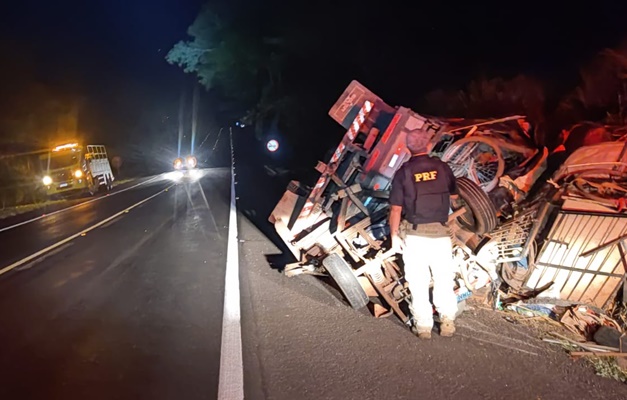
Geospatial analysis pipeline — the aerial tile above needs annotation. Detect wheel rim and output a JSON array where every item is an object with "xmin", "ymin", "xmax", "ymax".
[{"xmin": 442, "ymin": 137, "xmax": 505, "ymax": 192}]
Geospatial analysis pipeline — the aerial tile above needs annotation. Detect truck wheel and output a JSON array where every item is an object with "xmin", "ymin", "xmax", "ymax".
[
  {"xmin": 88, "ymin": 175, "xmax": 99, "ymax": 196},
  {"xmin": 456, "ymin": 177, "xmax": 498, "ymax": 235},
  {"xmin": 105, "ymin": 175, "xmax": 113, "ymax": 191},
  {"xmin": 322, "ymin": 253, "xmax": 369, "ymax": 310}
]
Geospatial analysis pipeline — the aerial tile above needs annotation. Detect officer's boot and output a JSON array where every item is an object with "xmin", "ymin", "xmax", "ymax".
[
  {"xmin": 439, "ymin": 318, "xmax": 456, "ymax": 337},
  {"xmin": 411, "ymin": 325, "xmax": 432, "ymax": 340}
]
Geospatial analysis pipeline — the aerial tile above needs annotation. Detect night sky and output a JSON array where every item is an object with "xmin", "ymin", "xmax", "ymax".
[
  {"xmin": 1, "ymin": 1, "xmax": 627, "ymax": 164},
  {"xmin": 0, "ymin": 0, "xmax": 203, "ymax": 90},
  {"xmin": 0, "ymin": 0, "xmax": 204, "ymax": 153}
]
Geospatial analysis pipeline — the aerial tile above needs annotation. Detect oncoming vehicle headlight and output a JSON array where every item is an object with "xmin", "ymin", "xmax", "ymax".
[
  {"xmin": 42, "ymin": 175, "xmax": 53, "ymax": 185},
  {"xmin": 186, "ymin": 155, "xmax": 197, "ymax": 169},
  {"xmin": 74, "ymin": 170, "xmax": 83, "ymax": 178},
  {"xmin": 173, "ymin": 157, "xmax": 183, "ymax": 170}
]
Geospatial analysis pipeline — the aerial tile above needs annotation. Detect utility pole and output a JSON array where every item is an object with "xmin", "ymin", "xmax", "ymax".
[
  {"xmin": 177, "ymin": 88, "xmax": 185, "ymax": 158},
  {"xmin": 191, "ymin": 84, "xmax": 199, "ymax": 155}
]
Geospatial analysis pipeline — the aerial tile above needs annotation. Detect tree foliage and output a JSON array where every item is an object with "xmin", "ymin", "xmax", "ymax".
[
  {"xmin": 423, "ymin": 75, "xmax": 546, "ymax": 123},
  {"xmin": 556, "ymin": 44, "xmax": 627, "ymax": 126},
  {"xmin": 422, "ymin": 75, "xmax": 548, "ymax": 145},
  {"xmin": 166, "ymin": 6, "xmax": 291, "ymax": 138},
  {"xmin": 169, "ymin": 4, "xmax": 627, "ymax": 153},
  {"xmin": 422, "ymin": 44, "xmax": 627, "ymax": 148}
]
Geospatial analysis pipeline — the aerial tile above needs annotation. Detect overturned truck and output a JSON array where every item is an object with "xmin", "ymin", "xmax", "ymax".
[{"xmin": 269, "ymin": 81, "xmax": 545, "ymax": 325}]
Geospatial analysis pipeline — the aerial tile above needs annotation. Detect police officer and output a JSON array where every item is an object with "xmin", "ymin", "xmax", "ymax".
[{"xmin": 388, "ymin": 131, "xmax": 460, "ymax": 339}]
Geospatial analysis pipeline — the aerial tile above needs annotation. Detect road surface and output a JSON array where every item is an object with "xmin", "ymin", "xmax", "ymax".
[
  {"xmin": 0, "ymin": 161, "xmax": 626, "ymax": 399},
  {"xmin": 0, "ymin": 170, "xmax": 229, "ymax": 399}
]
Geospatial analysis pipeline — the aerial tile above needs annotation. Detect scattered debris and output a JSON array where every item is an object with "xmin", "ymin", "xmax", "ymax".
[
  {"xmin": 542, "ymin": 337, "xmax": 618, "ymax": 353},
  {"xmin": 570, "ymin": 352, "xmax": 627, "ymax": 358},
  {"xmin": 268, "ymin": 80, "xmax": 627, "ymax": 379},
  {"xmin": 560, "ymin": 306, "xmax": 622, "ymax": 341}
]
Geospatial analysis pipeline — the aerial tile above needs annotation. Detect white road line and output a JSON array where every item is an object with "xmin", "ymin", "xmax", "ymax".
[
  {"xmin": 0, "ymin": 175, "xmax": 161, "ymax": 234},
  {"xmin": 15, "ymin": 243, "xmax": 74, "ymax": 272},
  {"xmin": 218, "ymin": 133, "xmax": 244, "ymax": 400},
  {"xmin": 0, "ymin": 185, "xmax": 172, "ymax": 277}
]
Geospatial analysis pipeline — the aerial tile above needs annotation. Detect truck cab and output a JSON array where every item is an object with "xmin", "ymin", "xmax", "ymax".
[{"xmin": 40, "ymin": 143, "xmax": 115, "ymax": 197}]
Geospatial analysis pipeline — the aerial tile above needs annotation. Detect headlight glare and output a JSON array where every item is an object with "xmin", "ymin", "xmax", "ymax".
[
  {"xmin": 43, "ymin": 176, "xmax": 53, "ymax": 185},
  {"xmin": 173, "ymin": 158, "xmax": 183, "ymax": 170},
  {"xmin": 186, "ymin": 155, "xmax": 197, "ymax": 168}
]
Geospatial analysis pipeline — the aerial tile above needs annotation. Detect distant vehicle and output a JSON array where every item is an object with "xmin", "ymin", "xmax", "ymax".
[
  {"xmin": 170, "ymin": 155, "xmax": 201, "ymax": 182},
  {"xmin": 40, "ymin": 142, "xmax": 115, "ymax": 197},
  {"xmin": 173, "ymin": 155, "xmax": 197, "ymax": 171}
]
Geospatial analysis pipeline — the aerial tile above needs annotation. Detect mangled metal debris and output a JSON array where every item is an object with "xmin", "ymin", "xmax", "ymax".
[{"xmin": 268, "ymin": 80, "xmax": 627, "ymax": 338}]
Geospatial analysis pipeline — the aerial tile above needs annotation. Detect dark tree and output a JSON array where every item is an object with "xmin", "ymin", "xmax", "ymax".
[{"xmin": 166, "ymin": 5, "xmax": 291, "ymax": 139}]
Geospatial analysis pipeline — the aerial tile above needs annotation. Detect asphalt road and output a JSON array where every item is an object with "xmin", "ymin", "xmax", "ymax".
[
  {"xmin": 1, "ymin": 150, "xmax": 627, "ymax": 399},
  {"xmin": 0, "ymin": 169, "xmax": 230, "ymax": 399}
]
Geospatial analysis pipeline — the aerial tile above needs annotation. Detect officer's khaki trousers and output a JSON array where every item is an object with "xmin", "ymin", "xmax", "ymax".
[{"xmin": 403, "ymin": 233, "xmax": 458, "ymax": 330}]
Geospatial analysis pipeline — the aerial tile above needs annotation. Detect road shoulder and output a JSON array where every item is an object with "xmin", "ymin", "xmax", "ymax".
[{"xmin": 237, "ymin": 216, "xmax": 627, "ymax": 400}]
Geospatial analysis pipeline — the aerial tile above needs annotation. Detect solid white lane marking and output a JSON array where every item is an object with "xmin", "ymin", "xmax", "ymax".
[
  {"xmin": 218, "ymin": 134, "xmax": 243, "ymax": 400},
  {"xmin": 0, "ymin": 175, "xmax": 161, "ymax": 233},
  {"xmin": 14, "ymin": 243, "xmax": 74, "ymax": 272},
  {"xmin": 0, "ymin": 185, "xmax": 173, "ymax": 277}
]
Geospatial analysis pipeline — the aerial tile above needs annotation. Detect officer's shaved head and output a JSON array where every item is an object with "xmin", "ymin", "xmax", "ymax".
[{"xmin": 406, "ymin": 131, "xmax": 431, "ymax": 154}]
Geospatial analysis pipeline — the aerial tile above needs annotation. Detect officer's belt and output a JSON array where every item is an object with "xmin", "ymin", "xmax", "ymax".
[{"xmin": 401, "ymin": 220, "xmax": 449, "ymax": 238}]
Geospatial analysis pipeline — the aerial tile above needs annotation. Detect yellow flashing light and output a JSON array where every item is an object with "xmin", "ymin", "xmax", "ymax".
[{"xmin": 53, "ymin": 143, "xmax": 79, "ymax": 152}]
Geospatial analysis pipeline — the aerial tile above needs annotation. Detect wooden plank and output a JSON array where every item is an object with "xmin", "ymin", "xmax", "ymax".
[
  {"xmin": 357, "ymin": 226, "xmax": 381, "ymax": 250},
  {"xmin": 330, "ymin": 174, "xmax": 369, "ymax": 216},
  {"xmin": 338, "ymin": 197, "xmax": 349, "ymax": 232}
]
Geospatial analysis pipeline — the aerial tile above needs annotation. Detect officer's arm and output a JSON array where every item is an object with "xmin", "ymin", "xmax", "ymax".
[
  {"xmin": 388, "ymin": 169, "xmax": 405, "ymax": 243},
  {"xmin": 389, "ymin": 205, "xmax": 402, "ymax": 242},
  {"xmin": 443, "ymin": 162, "xmax": 461, "ymax": 205}
]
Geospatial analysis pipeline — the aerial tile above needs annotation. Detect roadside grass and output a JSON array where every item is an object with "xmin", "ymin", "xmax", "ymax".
[
  {"xmin": 0, "ymin": 199, "xmax": 69, "ymax": 219},
  {"xmin": 588, "ymin": 357, "xmax": 627, "ymax": 383},
  {"xmin": 0, "ymin": 178, "xmax": 136, "ymax": 220},
  {"xmin": 551, "ymin": 333, "xmax": 627, "ymax": 383}
]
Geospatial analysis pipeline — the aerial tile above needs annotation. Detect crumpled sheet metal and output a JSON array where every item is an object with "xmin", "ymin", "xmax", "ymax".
[{"xmin": 554, "ymin": 141, "xmax": 627, "ymax": 181}]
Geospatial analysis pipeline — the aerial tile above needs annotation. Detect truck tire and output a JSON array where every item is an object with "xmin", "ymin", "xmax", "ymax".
[
  {"xmin": 105, "ymin": 175, "xmax": 113, "ymax": 191},
  {"xmin": 456, "ymin": 177, "xmax": 498, "ymax": 235},
  {"xmin": 88, "ymin": 174, "xmax": 99, "ymax": 196},
  {"xmin": 322, "ymin": 253, "xmax": 369, "ymax": 310},
  {"xmin": 593, "ymin": 326, "xmax": 622, "ymax": 348}
]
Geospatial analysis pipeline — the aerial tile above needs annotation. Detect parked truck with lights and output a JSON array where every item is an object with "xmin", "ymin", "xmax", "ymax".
[{"xmin": 40, "ymin": 143, "xmax": 115, "ymax": 197}]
